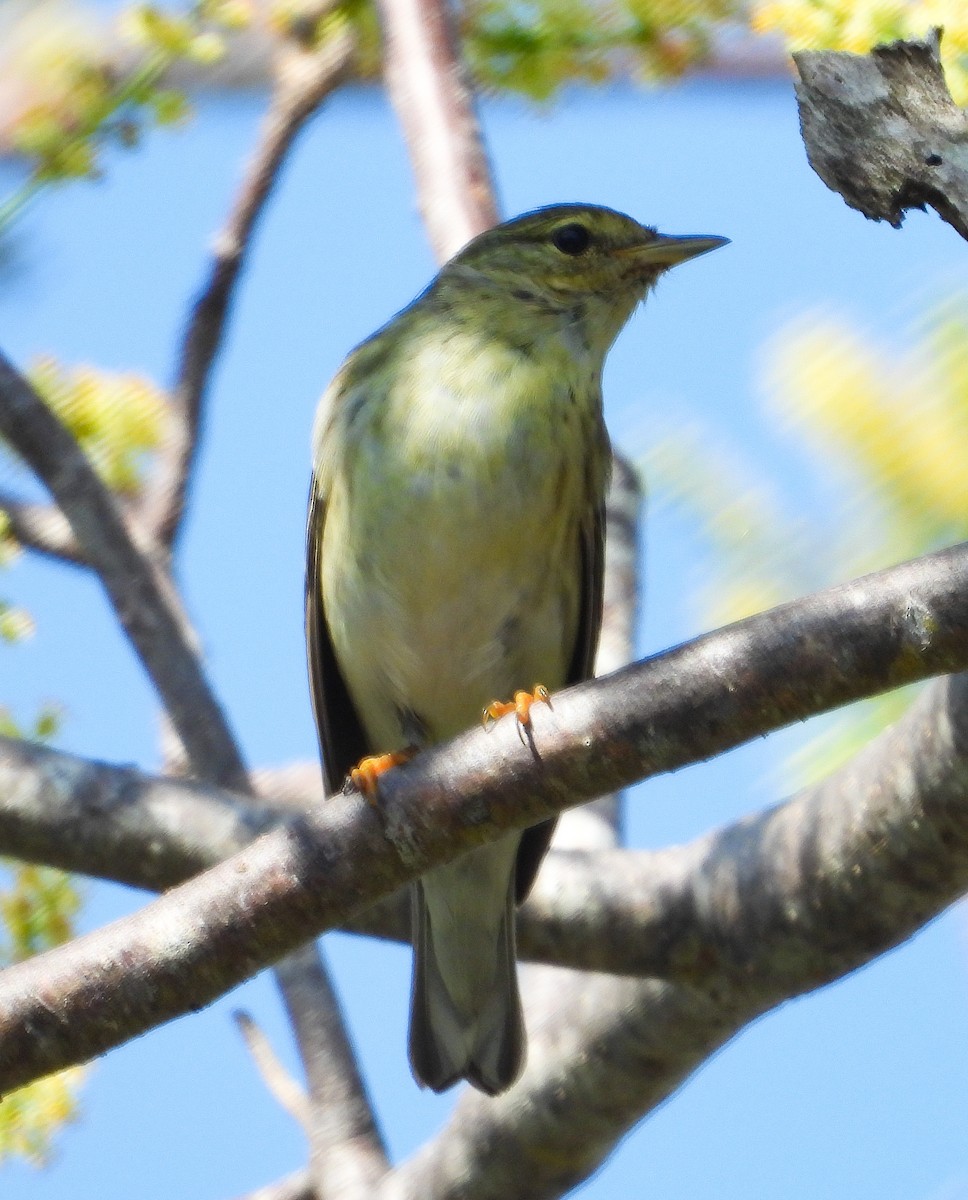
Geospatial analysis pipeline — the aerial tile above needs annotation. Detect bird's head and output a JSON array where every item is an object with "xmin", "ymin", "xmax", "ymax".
[{"xmin": 436, "ymin": 204, "xmax": 728, "ymax": 356}]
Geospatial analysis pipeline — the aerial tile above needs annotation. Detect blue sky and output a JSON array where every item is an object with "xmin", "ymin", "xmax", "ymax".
[{"xmin": 2, "ymin": 69, "xmax": 967, "ymax": 1200}]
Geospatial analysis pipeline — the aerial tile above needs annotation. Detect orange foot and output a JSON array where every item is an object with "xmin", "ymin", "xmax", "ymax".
[
  {"xmin": 482, "ymin": 684, "xmax": 552, "ymax": 732},
  {"xmin": 346, "ymin": 749, "xmax": 416, "ymax": 799}
]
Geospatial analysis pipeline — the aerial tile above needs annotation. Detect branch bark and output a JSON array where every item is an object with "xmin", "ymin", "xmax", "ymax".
[
  {"xmin": 275, "ymin": 946, "xmax": 389, "ymax": 1198},
  {"xmin": 141, "ymin": 16, "xmax": 355, "ymax": 551},
  {"xmin": 385, "ymin": 668, "xmax": 968, "ymax": 1200},
  {"xmin": 794, "ymin": 30, "xmax": 968, "ymax": 240},
  {"xmin": 1, "ymin": 542, "xmax": 967, "ymax": 1095},
  {"xmin": 375, "ymin": 0, "xmax": 499, "ymax": 259},
  {"xmin": 0, "ymin": 348, "xmax": 248, "ymax": 789},
  {"xmin": 0, "ymin": 15, "xmax": 355, "ymax": 568},
  {"xmin": 0, "ymin": 31, "xmax": 381, "ymax": 1174},
  {"xmin": 0, "ymin": 492, "xmax": 83, "ymax": 563}
]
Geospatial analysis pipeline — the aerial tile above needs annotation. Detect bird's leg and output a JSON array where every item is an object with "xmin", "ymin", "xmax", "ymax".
[{"xmin": 482, "ymin": 684, "xmax": 552, "ymax": 731}]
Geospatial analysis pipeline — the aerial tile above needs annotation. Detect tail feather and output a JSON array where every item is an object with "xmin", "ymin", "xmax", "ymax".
[{"xmin": 408, "ymin": 867, "xmax": 525, "ymax": 1095}]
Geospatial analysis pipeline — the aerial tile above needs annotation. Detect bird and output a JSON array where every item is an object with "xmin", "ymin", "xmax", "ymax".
[{"xmin": 305, "ymin": 203, "xmax": 727, "ymax": 1094}]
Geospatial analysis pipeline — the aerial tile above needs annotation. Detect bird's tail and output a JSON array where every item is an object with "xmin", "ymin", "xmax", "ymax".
[{"xmin": 408, "ymin": 871, "xmax": 525, "ymax": 1096}]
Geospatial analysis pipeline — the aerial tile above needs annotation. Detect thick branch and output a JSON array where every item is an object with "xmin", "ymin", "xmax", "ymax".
[
  {"xmin": 530, "ymin": 671, "xmax": 968, "ymax": 981},
  {"xmin": 1, "ymin": 543, "xmax": 967, "ymax": 1093},
  {"xmin": 794, "ymin": 31, "xmax": 968, "ymax": 239},
  {"xmin": 376, "ymin": 0, "xmax": 499, "ymax": 259},
  {"xmin": 388, "ymin": 670, "xmax": 968, "ymax": 1200}
]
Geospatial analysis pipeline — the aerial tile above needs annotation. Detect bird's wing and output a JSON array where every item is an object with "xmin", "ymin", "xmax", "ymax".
[
  {"xmin": 305, "ymin": 474, "xmax": 371, "ymax": 798},
  {"xmin": 514, "ymin": 492, "xmax": 607, "ymax": 903}
]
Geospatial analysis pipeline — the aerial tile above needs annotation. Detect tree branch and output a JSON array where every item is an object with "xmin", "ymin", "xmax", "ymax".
[
  {"xmin": 794, "ymin": 30, "xmax": 968, "ymax": 240},
  {"xmin": 235, "ymin": 1009, "xmax": 313, "ymax": 1131},
  {"xmin": 387, "ymin": 669, "xmax": 968, "ymax": 1200},
  {"xmin": 233, "ymin": 1170, "xmax": 315, "ymax": 1200},
  {"xmin": 7, "ymin": 655, "xmax": 968, "ymax": 986},
  {"xmin": 274, "ymin": 946, "xmax": 389, "ymax": 1198},
  {"xmin": 0, "ymin": 492, "xmax": 83, "ymax": 563},
  {"xmin": 1, "ymin": 542, "xmax": 967, "ymax": 1094},
  {"xmin": 0, "ymin": 16, "xmax": 373, "ymax": 1185},
  {"xmin": 0, "ymin": 348, "xmax": 248, "ymax": 788},
  {"xmin": 375, "ymin": 0, "xmax": 499, "ymax": 260},
  {"xmin": 140, "ymin": 15, "xmax": 356, "ymax": 550}
]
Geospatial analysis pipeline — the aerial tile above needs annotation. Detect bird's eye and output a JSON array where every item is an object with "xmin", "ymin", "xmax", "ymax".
[{"xmin": 551, "ymin": 223, "xmax": 591, "ymax": 256}]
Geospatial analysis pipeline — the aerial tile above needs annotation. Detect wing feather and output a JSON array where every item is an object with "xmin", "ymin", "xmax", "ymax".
[
  {"xmin": 514, "ymin": 496, "xmax": 606, "ymax": 902},
  {"xmin": 305, "ymin": 480, "xmax": 370, "ymax": 796}
]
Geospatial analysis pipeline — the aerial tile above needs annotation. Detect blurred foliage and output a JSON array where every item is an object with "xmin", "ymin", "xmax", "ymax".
[
  {"xmin": 463, "ymin": 0, "xmax": 740, "ymax": 99},
  {"xmin": 0, "ymin": 1068, "xmax": 85, "ymax": 1166},
  {"xmin": 0, "ymin": 861, "xmax": 78, "ymax": 963},
  {"xmin": 752, "ymin": 0, "xmax": 968, "ymax": 104},
  {"xmin": 24, "ymin": 357, "xmax": 167, "ymax": 497},
  {"xmin": 651, "ymin": 300, "xmax": 968, "ymax": 783},
  {"xmin": 0, "ymin": 599, "xmax": 35, "ymax": 643},
  {"xmin": 269, "ymin": 0, "xmax": 381, "ymax": 73},
  {"xmin": 1, "ymin": 0, "xmax": 964, "ymax": 194},
  {"xmin": 0, "ymin": 356, "xmax": 161, "ymax": 1165},
  {"xmin": 765, "ymin": 304, "xmax": 968, "ymax": 566},
  {"xmin": 0, "ymin": 0, "xmax": 249, "ymax": 231},
  {"xmin": 0, "ymin": 513, "xmax": 34, "ymax": 644},
  {"xmin": 0, "ymin": 858, "xmax": 83, "ymax": 1165},
  {"xmin": 0, "ymin": 709, "xmax": 81, "ymax": 1167},
  {"xmin": 270, "ymin": 0, "xmax": 741, "ymax": 96},
  {"xmin": 0, "ymin": 0, "xmax": 743, "ymax": 185}
]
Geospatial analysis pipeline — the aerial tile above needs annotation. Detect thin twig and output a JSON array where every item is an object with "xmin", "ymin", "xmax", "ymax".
[
  {"xmin": 235, "ymin": 1009, "xmax": 313, "ymax": 1132},
  {"xmin": 141, "ymin": 18, "xmax": 356, "ymax": 550},
  {"xmin": 0, "ymin": 492, "xmax": 82, "ymax": 563},
  {"xmin": 275, "ymin": 946, "xmax": 390, "ymax": 1198}
]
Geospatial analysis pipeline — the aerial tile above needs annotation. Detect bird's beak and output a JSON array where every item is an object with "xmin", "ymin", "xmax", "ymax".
[{"xmin": 621, "ymin": 233, "xmax": 730, "ymax": 267}]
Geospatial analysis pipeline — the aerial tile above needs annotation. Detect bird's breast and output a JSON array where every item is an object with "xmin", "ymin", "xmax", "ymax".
[{"xmin": 322, "ymin": 328, "xmax": 604, "ymax": 745}]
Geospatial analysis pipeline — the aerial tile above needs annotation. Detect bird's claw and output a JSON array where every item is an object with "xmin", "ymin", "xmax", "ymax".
[
  {"xmin": 482, "ymin": 684, "xmax": 552, "ymax": 732},
  {"xmin": 345, "ymin": 749, "xmax": 416, "ymax": 800}
]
